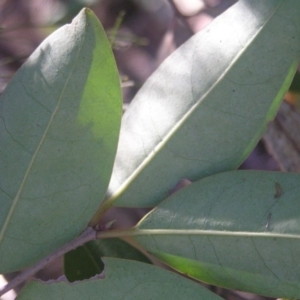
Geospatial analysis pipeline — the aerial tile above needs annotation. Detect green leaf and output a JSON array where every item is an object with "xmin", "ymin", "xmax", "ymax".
[
  {"xmin": 64, "ymin": 241, "xmax": 104, "ymax": 283},
  {"xmin": 17, "ymin": 258, "xmax": 223, "ymax": 300},
  {"xmin": 103, "ymin": 0, "xmax": 300, "ymax": 208},
  {"xmin": 134, "ymin": 171, "xmax": 300, "ymax": 298},
  {"xmin": 64, "ymin": 238, "xmax": 151, "ymax": 282},
  {"xmin": 0, "ymin": 8, "xmax": 122, "ymax": 273}
]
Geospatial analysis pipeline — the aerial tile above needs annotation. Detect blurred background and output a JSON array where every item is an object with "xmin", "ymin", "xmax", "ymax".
[{"xmin": 1, "ymin": 1, "xmax": 300, "ymax": 299}]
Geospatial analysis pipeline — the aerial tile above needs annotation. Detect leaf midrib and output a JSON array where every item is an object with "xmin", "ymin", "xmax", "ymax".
[
  {"xmin": 0, "ymin": 26, "xmax": 86, "ymax": 245},
  {"xmin": 105, "ymin": 1, "xmax": 284, "ymax": 205},
  {"xmin": 98, "ymin": 228, "xmax": 300, "ymax": 240}
]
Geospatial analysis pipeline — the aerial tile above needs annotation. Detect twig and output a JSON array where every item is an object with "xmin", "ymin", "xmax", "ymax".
[
  {"xmin": 0, "ymin": 227, "xmax": 97, "ymax": 297},
  {"xmin": 109, "ymin": 10, "xmax": 126, "ymax": 47}
]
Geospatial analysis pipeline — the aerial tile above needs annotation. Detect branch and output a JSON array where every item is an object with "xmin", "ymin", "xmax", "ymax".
[{"xmin": 0, "ymin": 227, "xmax": 97, "ymax": 297}]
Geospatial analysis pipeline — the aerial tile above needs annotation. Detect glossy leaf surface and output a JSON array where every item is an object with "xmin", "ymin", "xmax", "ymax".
[
  {"xmin": 134, "ymin": 171, "xmax": 300, "ymax": 298},
  {"xmin": 18, "ymin": 258, "xmax": 222, "ymax": 300},
  {"xmin": 104, "ymin": 0, "xmax": 300, "ymax": 208},
  {"xmin": 0, "ymin": 8, "xmax": 122, "ymax": 273},
  {"xmin": 64, "ymin": 238, "xmax": 151, "ymax": 282}
]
